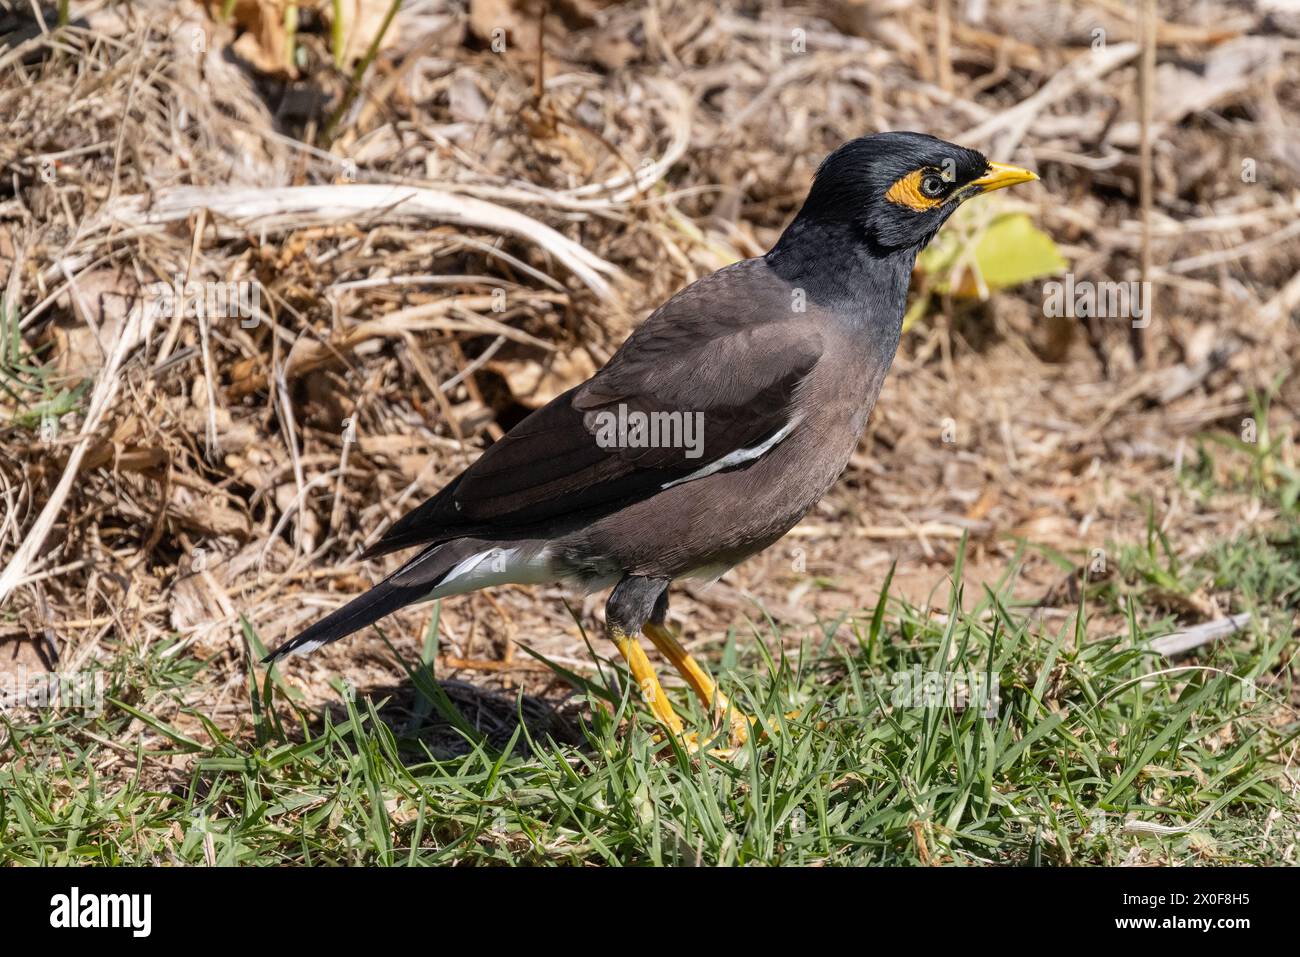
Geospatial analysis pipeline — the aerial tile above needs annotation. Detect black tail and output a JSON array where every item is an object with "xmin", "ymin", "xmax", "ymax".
[
  {"xmin": 261, "ymin": 579, "xmax": 428, "ymax": 663},
  {"xmin": 262, "ymin": 538, "xmax": 499, "ymax": 663}
]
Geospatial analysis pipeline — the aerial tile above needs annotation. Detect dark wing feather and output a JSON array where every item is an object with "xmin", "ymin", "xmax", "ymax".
[{"xmin": 362, "ymin": 260, "xmax": 823, "ymax": 558}]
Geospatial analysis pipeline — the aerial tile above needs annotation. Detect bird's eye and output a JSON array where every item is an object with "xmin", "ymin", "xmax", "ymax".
[{"xmin": 919, "ymin": 175, "xmax": 946, "ymax": 198}]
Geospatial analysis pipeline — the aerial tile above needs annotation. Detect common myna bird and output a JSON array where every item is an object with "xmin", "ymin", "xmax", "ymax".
[{"xmin": 265, "ymin": 132, "xmax": 1037, "ymax": 747}]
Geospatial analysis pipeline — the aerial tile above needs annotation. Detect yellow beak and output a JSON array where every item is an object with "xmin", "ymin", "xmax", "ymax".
[{"xmin": 969, "ymin": 161, "xmax": 1039, "ymax": 193}]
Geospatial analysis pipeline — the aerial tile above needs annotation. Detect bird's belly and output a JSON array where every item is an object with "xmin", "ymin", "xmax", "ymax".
[{"xmin": 561, "ymin": 415, "xmax": 860, "ymax": 581}]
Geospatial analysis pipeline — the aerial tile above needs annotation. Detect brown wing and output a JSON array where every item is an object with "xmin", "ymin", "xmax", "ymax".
[{"xmin": 362, "ymin": 259, "xmax": 822, "ymax": 557}]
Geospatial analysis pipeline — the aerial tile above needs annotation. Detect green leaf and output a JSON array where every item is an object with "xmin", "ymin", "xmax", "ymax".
[
  {"xmin": 917, "ymin": 207, "xmax": 1067, "ymax": 300},
  {"xmin": 962, "ymin": 212, "xmax": 1067, "ymax": 294}
]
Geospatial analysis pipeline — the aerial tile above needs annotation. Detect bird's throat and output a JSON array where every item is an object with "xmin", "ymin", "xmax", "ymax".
[{"xmin": 765, "ymin": 217, "xmax": 918, "ymax": 343}]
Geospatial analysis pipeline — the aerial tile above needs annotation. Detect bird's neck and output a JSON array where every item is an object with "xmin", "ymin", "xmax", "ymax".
[{"xmin": 764, "ymin": 216, "xmax": 919, "ymax": 345}]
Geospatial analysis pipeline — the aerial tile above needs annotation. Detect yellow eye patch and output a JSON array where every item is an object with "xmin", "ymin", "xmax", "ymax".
[{"xmin": 885, "ymin": 169, "xmax": 946, "ymax": 211}]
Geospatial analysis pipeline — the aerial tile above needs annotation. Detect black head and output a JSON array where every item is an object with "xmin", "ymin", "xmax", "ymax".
[{"xmin": 788, "ymin": 131, "xmax": 1037, "ymax": 254}]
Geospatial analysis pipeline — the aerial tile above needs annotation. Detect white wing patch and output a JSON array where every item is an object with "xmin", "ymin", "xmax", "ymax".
[{"xmin": 659, "ymin": 417, "xmax": 799, "ymax": 491}]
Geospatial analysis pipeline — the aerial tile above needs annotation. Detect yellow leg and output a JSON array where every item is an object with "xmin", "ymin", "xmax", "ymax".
[
  {"xmin": 611, "ymin": 626, "xmax": 683, "ymax": 734},
  {"xmin": 642, "ymin": 622, "xmax": 729, "ymax": 712},
  {"xmin": 643, "ymin": 622, "xmax": 752, "ymax": 747}
]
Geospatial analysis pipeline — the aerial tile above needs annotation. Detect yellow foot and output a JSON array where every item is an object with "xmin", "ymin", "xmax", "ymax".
[
  {"xmin": 652, "ymin": 708, "xmax": 748, "ymax": 754},
  {"xmin": 678, "ymin": 732, "xmax": 735, "ymax": 757},
  {"xmin": 636, "ymin": 621, "xmax": 810, "ymax": 755},
  {"xmin": 661, "ymin": 709, "xmax": 809, "ymax": 756}
]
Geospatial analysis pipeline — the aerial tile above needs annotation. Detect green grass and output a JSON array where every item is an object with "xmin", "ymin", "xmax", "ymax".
[
  {"xmin": 0, "ymin": 294, "xmax": 87, "ymax": 437},
  {"xmin": 2, "ymin": 434, "xmax": 1297, "ymax": 865}
]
